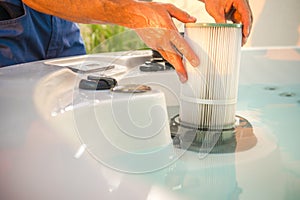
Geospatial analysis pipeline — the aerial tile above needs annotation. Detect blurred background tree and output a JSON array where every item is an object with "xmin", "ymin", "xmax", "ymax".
[{"xmin": 79, "ymin": 24, "xmax": 149, "ymax": 54}]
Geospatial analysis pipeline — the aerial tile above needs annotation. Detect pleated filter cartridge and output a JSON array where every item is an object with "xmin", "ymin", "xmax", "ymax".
[{"xmin": 180, "ymin": 23, "xmax": 242, "ymax": 130}]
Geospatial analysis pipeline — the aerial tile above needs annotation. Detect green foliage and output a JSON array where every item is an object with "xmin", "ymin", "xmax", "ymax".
[{"xmin": 79, "ymin": 24, "xmax": 149, "ymax": 54}]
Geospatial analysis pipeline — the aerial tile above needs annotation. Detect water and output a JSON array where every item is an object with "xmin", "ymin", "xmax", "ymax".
[
  {"xmin": 237, "ymin": 84, "xmax": 300, "ymax": 160},
  {"xmin": 159, "ymin": 83, "xmax": 300, "ymax": 199},
  {"xmin": 236, "ymin": 84, "xmax": 300, "ymax": 199}
]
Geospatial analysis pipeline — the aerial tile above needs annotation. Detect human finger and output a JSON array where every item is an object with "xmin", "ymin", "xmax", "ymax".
[
  {"xmin": 230, "ymin": 11, "xmax": 250, "ymax": 45},
  {"xmin": 240, "ymin": 9, "xmax": 252, "ymax": 45},
  {"xmin": 205, "ymin": 3, "xmax": 226, "ymax": 23},
  {"xmin": 227, "ymin": 1, "xmax": 253, "ymax": 45},
  {"xmin": 158, "ymin": 48, "xmax": 188, "ymax": 83},
  {"xmin": 170, "ymin": 31, "xmax": 200, "ymax": 67},
  {"xmin": 163, "ymin": 3, "xmax": 197, "ymax": 23}
]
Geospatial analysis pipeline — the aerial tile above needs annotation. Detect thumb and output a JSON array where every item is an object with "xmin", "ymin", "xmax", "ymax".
[
  {"xmin": 206, "ymin": 6, "xmax": 226, "ymax": 23},
  {"xmin": 213, "ymin": 11, "xmax": 226, "ymax": 23}
]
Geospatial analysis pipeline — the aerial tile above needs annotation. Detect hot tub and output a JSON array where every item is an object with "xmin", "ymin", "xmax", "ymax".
[{"xmin": 0, "ymin": 47, "xmax": 299, "ymax": 200}]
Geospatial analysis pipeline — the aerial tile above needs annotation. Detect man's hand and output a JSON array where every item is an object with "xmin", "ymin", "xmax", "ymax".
[
  {"xmin": 132, "ymin": 2, "xmax": 200, "ymax": 83},
  {"xmin": 202, "ymin": 0, "xmax": 253, "ymax": 45}
]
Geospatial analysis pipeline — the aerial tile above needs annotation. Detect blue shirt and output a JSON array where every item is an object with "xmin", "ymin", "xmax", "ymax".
[{"xmin": 0, "ymin": 0, "xmax": 86, "ymax": 67}]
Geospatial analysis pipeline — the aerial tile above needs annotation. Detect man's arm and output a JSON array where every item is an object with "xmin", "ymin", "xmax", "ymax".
[{"xmin": 22, "ymin": 0, "xmax": 200, "ymax": 82}]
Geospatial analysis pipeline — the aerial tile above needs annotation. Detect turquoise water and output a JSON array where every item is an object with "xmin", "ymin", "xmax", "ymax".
[
  {"xmin": 237, "ymin": 84, "xmax": 300, "ymax": 199},
  {"xmin": 146, "ymin": 84, "xmax": 300, "ymax": 200},
  {"xmin": 238, "ymin": 84, "xmax": 300, "ymax": 160}
]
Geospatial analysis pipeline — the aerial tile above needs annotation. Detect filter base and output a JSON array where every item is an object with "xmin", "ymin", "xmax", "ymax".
[{"xmin": 170, "ymin": 115, "xmax": 257, "ymax": 154}]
